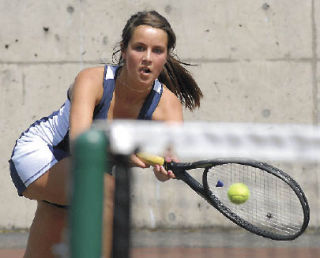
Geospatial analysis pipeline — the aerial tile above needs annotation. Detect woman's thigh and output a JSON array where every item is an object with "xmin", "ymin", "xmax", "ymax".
[
  {"xmin": 23, "ymin": 158, "xmax": 71, "ymax": 205},
  {"xmin": 10, "ymin": 134, "xmax": 70, "ymax": 204}
]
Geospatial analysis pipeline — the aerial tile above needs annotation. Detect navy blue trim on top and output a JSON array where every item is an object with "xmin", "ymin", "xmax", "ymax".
[
  {"xmin": 9, "ymin": 107, "xmax": 63, "ymax": 159},
  {"xmin": 93, "ymin": 65, "xmax": 118, "ymax": 119},
  {"xmin": 138, "ymin": 81, "xmax": 163, "ymax": 120}
]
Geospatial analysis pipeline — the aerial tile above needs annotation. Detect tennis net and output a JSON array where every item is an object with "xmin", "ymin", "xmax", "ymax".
[{"xmin": 67, "ymin": 121, "xmax": 320, "ymax": 258}]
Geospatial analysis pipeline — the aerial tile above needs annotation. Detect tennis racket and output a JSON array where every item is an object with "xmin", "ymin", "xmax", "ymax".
[{"xmin": 137, "ymin": 153, "xmax": 310, "ymax": 241}]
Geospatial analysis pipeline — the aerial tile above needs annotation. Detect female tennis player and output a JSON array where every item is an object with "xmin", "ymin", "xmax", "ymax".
[{"xmin": 9, "ymin": 10, "xmax": 202, "ymax": 257}]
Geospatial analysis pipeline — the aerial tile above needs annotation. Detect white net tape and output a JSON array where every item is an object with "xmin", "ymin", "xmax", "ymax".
[{"xmin": 93, "ymin": 120, "xmax": 320, "ymax": 162}]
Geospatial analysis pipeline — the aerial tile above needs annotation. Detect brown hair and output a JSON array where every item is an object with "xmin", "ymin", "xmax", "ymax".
[{"xmin": 112, "ymin": 10, "xmax": 203, "ymax": 110}]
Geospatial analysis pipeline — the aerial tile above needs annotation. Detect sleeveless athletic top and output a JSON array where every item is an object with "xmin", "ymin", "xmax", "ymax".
[
  {"xmin": 9, "ymin": 65, "xmax": 163, "ymax": 196},
  {"xmin": 55, "ymin": 65, "xmax": 163, "ymax": 154}
]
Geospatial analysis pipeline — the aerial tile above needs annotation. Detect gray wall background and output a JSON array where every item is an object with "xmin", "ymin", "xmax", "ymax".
[{"xmin": 1, "ymin": 0, "xmax": 319, "ymax": 231}]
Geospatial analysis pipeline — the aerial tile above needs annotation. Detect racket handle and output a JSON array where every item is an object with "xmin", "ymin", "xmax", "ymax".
[{"xmin": 136, "ymin": 153, "xmax": 165, "ymax": 166}]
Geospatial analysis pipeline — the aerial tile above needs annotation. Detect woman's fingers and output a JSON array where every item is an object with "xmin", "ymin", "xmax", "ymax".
[
  {"xmin": 130, "ymin": 154, "xmax": 150, "ymax": 168},
  {"xmin": 153, "ymin": 164, "xmax": 176, "ymax": 181}
]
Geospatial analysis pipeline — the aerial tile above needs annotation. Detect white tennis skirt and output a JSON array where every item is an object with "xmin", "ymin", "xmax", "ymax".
[
  {"xmin": 9, "ymin": 136, "xmax": 69, "ymax": 196},
  {"xmin": 9, "ymin": 101, "xmax": 70, "ymax": 196}
]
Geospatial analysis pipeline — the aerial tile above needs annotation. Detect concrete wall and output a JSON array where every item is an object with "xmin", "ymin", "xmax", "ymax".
[{"xmin": 1, "ymin": 0, "xmax": 319, "ymax": 230}]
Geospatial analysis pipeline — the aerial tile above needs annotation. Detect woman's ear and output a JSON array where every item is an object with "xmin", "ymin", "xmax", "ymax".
[
  {"xmin": 120, "ymin": 43, "xmax": 126, "ymax": 61},
  {"xmin": 121, "ymin": 51, "xmax": 126, "ymax": 61}
]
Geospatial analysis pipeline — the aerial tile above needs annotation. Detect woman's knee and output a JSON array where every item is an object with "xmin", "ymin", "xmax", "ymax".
[
  {"xmin": 22, "ymin": 169, "xmax": 54, "ymax": 201},
  {"xmin": 32, "ymin": 201, "xmax": 68, "ymax": 230},
  {"xmin": 24, "ymin": 201, "xmax": 67, "ymax": 258},
  {"xmin": 22, "ymin": 159, "xmax": 70, "ymax": 203},
  {"xmin": 22, "ymin": 179, "xmax": 45, "ymax": 200}
]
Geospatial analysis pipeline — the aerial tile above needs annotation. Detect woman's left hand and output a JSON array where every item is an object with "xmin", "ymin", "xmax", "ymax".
[{"xmin": 153, "ymin": 156, "xmax": 177, "ymax": 182}]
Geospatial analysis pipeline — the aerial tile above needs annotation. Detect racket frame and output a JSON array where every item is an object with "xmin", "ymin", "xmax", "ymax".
[{"xmin": 165, "ymin": 158, "xmax": 310, "ymax": 241}]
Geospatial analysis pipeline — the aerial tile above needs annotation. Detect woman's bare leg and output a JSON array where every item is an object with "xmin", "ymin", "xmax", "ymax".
[
  {"xmin": 22, "ymin": 158, "xmax": 115, "ymax": 258},
  {"xmin": 23, "ymin": 158, "xmax": 71, "ymax": 205},
  {"xmin": 23, "ymin": 201, "xmax": 67, "ymax": 258},
  {"xmin": 22, "ymin": 158, "xmax": 70, "ymax": 257}
]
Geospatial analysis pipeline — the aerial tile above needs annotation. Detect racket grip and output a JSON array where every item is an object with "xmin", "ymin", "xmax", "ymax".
[{"xmin": 136, "ymin": 153, "xmax": 165, "ymax": 166}]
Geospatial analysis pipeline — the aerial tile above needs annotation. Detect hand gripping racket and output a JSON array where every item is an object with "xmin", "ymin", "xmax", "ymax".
[{"xmin": 137, "ymin": 153, "xmax": 310, "ymax": 240}]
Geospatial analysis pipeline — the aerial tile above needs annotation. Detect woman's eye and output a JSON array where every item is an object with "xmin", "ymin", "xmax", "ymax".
[
  {"xmin": 135, "ymin": 46, "xmax": 145, "ymax": 51},
  {"xmin": 154, "ymin": 48, "xmax": 164, "ymax": 54}
]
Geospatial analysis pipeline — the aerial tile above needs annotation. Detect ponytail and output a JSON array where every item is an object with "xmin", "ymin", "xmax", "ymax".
[{"xmin": 159, "ymin": 55, "xmax": 203, "ymax": 110}]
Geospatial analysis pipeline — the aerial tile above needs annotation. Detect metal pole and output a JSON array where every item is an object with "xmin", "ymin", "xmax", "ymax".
[
  {"xmin": 70, "ymin": 129, "xmax": 108, "ymax": 258},
  {"xmin": 112, "ymin": 156, "xmax": 131, "ymax": 258}
]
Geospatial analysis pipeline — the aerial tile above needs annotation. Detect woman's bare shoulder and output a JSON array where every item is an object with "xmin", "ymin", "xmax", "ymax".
[
  {"xmin": 69, "ymin": 66, "xmax": 105, "ymax": 100},
  {"xmin": 154, "ymin": 85, "xmax": 183, "ymax": 122},
  {"xmin": 70, "ymin": 66, "xmax": 104, "ymax": 92},
  {"xmin": 76, "ymin": 66, "xmax": 105, "ymax": 82}
]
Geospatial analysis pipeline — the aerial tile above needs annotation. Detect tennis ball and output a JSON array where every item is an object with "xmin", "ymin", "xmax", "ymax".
[{"xmin": 227, "ymin": 183, "xmax": 250, "ymax": 204}]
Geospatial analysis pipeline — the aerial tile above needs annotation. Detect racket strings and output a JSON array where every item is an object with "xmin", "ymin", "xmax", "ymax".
[{"xmin": 206, "ymin": 163, "xmax": 304, "ymax": 236}]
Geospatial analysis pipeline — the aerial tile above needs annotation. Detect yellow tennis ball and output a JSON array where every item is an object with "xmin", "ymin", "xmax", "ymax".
[{"xmin": 228, "ymin": 183, "xmax": 250, "ymax": 204}]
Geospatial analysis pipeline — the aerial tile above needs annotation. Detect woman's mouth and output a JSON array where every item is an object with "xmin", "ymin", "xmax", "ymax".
[{"xmin": 140, "ymin": 67, "xmax": 151, "ymax": 74}]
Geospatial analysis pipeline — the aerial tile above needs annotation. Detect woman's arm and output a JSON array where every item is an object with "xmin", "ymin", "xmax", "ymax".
[
  {"xmin": 69, "ymin": 67, "xmax": 104, "ymax": 142},
  {"xmin": 136, "ymin": 86, "xmax": 183, "ymax": 181}
]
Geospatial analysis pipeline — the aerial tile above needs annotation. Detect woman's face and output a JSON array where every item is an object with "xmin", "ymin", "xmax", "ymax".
[{"xmin": 122, "ymin": 25, "xmax": 168, "ymax": 88}]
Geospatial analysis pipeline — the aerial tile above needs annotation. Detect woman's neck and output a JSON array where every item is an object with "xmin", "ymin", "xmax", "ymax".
[{"xmin": 116, "ymin": 67, "xmax": 152, "ymax": 94}]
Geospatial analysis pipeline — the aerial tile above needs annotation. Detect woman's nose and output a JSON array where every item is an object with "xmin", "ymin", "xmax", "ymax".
[{"xmin": 142, "ymin": 50, "xmax": 152, "ymax": 63}]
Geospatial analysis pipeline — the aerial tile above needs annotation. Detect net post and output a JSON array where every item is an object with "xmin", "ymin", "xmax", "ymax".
[
  {"xmin": 70, "ymin": 129, "xmax": 108, "ymax": 258},
  {"xmin": 112, "ymin": 155, "xmax": 131, "ymax": 258}
]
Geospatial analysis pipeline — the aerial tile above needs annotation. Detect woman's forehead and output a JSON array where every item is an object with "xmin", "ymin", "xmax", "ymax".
[{"xmin": 130, "ymin": 25, "xmax": 168, "ymax": 46}]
